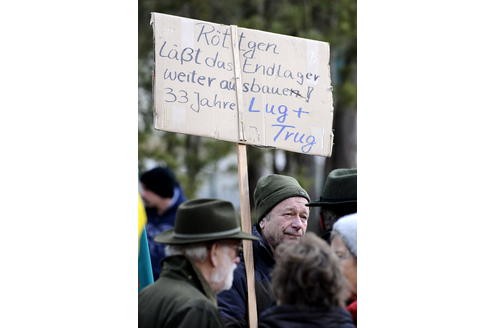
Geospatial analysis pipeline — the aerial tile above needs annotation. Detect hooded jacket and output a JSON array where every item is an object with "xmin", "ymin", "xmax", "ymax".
[
  {"xmin": 145, "ymin": 186, "xmax": 187, "ymax": 281},
  {"xmin": 138, "ymin": 255, "xmax": 224, "ymax": 328},
  {"xmin": 217, "ymin": 225, "xmax": 275, "ymax": 327},
  {"xmin": 258, "ymin": 304, "xmax": 355, "ymax": 328}
]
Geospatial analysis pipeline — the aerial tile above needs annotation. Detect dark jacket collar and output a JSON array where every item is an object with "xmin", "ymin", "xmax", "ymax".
[
  {"xmin": 160, "ymin": 255, "xmax": 217, "ymax": 305},
  {"xmin": 146, "ymin": 186, "xmax": 187, "ymax": 221},
  {"xmin": 260, "ymin": 304, "xmax": 355, "ymax": 328},
  {"xmin": 250, "ymin": 225, "xmax": 275, "ymax": 269}
]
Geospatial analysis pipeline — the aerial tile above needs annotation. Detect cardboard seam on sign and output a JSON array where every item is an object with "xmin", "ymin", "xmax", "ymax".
[
  {"xmin": 150, "ymin": 14, "xmax": 158, "ymax": 131},
  {"xmin": 230, "ymin": 24, "xmax": 246, "ymax": 142},
  {"xmin": 150, "ymin": 12, "xmax": 334, "ymax": 157}
]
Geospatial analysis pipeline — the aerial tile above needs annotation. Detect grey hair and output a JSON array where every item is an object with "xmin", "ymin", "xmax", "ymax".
[
  {"xmin": 165, "ymin": 244, "xmax": 209, "ymax": 262},
  {"xmin": 259, "ymin": 213, "xmax": 272, "ymax": 227},
  {"xmin": 272, "ymin": 232, "xmax": 348, "ymax": 307},
  {"xmin": 330, "ymin": 213, "xmax": 357, "ymax": 258}
]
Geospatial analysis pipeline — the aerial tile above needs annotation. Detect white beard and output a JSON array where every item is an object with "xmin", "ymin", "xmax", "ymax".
[
  {"xmin": 221, "ymin": 261, "xmax": 237, "ymax": 291},
  {"xmin": 211, "ymin": 247, "xmax": 237, "ymax": 293}
]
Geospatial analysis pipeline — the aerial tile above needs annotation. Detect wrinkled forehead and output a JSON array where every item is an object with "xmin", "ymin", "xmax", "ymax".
[{"xmin": 272, "ymin": 196, "xmax": 309, "ymax": 212}]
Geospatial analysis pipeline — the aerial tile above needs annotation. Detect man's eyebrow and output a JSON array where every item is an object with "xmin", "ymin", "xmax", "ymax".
[{"xmin": 281, "ymin": 206, "xmax": 309, "ymax": 213}]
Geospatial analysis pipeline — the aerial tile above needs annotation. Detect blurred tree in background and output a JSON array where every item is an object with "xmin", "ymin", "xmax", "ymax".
[{"xmin": 138, "ymin": 0, "xmax": 356, "ymax": 217}]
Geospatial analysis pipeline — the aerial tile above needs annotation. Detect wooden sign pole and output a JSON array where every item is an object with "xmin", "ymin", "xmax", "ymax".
[
  {"xmin": 236, "ymin": 144, "xmax": 257, "ymax": 328},
  {"xmin": 231, "ymin": 24, "xmax": 257, "ymax": 328}
]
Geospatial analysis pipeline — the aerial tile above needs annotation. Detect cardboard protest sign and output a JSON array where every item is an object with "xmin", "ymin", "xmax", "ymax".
[{"xmin": 151, "ymin": 12, "xmax": 334, "ymax": 156}]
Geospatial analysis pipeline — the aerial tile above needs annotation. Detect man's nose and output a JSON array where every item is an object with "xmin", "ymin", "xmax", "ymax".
[{"xmin": 291, "ymin": 216, "xmax": 304, "ymax": 228}]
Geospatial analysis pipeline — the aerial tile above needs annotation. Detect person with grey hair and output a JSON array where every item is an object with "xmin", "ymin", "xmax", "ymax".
[
  {"xmin": 258, "ymin": 232, "xmax": 355, "ymax": 328},
  {"xmin": 138, "ymin": 198, "xmax": 258, "ymax": 328},
  {"xmin": 330, "ymin": 213, "xmax": 357, "ymax": 325}
]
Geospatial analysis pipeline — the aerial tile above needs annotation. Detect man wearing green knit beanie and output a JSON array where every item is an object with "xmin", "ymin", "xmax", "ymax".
[
  {"xmin": 253, "ymin": 174, "xmax": 310, "ymax": 251},
  {"xmin": 218, "ymin": 174, "xmax": 311, "ymax": 327}
]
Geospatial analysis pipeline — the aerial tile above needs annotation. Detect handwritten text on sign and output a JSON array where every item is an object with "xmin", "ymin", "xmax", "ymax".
[{"xmin": 151, "ymin": 13, "xmax": 334, "ymax": 156}]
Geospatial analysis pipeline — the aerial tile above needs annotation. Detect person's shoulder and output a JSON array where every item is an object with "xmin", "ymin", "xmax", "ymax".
[
  {"xmin": 179, "ymin": 297, "xmax": 224, "ymax": 321},
  {"xmin": 186, "ymin": 296, "xmax": 217, "ymax": 309},
  {"xmin": 151, "ymin": 280, "xmax": 216, "ymax": 309},
  {"xmin": 143, "ymin": 275, "xmax": 203, "ymax": 299},
  {"xmin": 166, "ymin": 298, "xmax": 223, "ymax": 328},
  {"xmin": 326, "ymin": 305, "xmax": 356, "ymax": 328}
]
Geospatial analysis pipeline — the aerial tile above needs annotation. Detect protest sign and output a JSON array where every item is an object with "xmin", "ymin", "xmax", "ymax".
[
  {"xmin": 150, "ymin": 13, "xmax": 335, "ymax": 327},
  {"xmin": 151, "ymin": 13, "xmax": 334, "ymax": 157}
]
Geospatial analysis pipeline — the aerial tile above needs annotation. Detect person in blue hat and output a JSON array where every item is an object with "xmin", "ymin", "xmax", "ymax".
[{"xmin": 139, "ymin": 166, "xmax": 187, "ymax": 281}]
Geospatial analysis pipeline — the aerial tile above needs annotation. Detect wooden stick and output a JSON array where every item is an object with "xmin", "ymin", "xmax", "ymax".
[
  {"xmin": 231, "ymin": 24, "xmax": 257, "ymax": 328},
  {"xmin": 236, "ymin": 144, "xmax": 257, "ymax": 328}
]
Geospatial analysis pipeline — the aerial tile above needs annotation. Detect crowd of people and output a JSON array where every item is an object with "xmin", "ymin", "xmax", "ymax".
[{"xmin": 138, "ymin": 166, "xmax": 357, "ymax": 328}]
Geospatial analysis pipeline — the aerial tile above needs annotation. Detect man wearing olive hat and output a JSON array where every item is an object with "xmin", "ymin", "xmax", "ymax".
[
  {"xmin": 138, "ymin": 198, "xmax": 258, "ymax": 328},
  {"xmin": 217, "ymin": 174, "xmax": 310, "ymax": 327},
  {"xmin": 307, "ymin": 168, "xmax": 357, "ymax": 242}
]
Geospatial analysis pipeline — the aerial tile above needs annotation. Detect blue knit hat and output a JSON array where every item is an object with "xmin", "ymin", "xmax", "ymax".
[{"xmin": 139, "ymin": 166, "xmax": 177, "ymax": 198}]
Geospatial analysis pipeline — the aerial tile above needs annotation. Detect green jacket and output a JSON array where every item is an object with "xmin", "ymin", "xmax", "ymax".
[{"xmin": 138, "ymin": 255, "xmax": 225, "ymax": 328}]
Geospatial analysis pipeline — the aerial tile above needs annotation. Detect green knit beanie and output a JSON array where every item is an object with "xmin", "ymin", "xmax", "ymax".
[{"xmin": 254, "ymin": 174, "xmax": 310, "ymax": 223}]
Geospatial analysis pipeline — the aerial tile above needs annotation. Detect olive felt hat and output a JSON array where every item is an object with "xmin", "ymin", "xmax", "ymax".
[
  {"xmin": 307, "ymin": 168, "xmax": 357, "ymax": 207},
  {"xmin": 254, "ymin": 174, "xmax": 310, "ymax": 223},
  {"xmin": 154, "ymin": 198, "xmax": 258, "ymax": 244}
]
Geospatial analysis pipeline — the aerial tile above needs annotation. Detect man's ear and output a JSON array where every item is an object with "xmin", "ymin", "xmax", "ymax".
[
  {"xmin": 209, "ymin": 242, "xmax": 221, "ymax": 267},
  {"xmin": 259, "ymin": 218, "xmax": 266, "ymax": 229}
]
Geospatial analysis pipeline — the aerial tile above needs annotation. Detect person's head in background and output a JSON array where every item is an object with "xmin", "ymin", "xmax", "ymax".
[
  {"xmin": 306, "ymin": 168, "xmax": 356, "ymax": 241},
  {"xmin": 271, "ymin": 231, "xmax": 349, "ymax": 308},
  {"xmin": 139, "ymin": 166, "xmax": 178, "ymax": 215},
  {"xmin": 330, "ymin": 213, "xmax": 357, "ymax": 299},
  {"xmin": 254, "ymin": 174, "xmax": 311, "ymax": 253}
]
